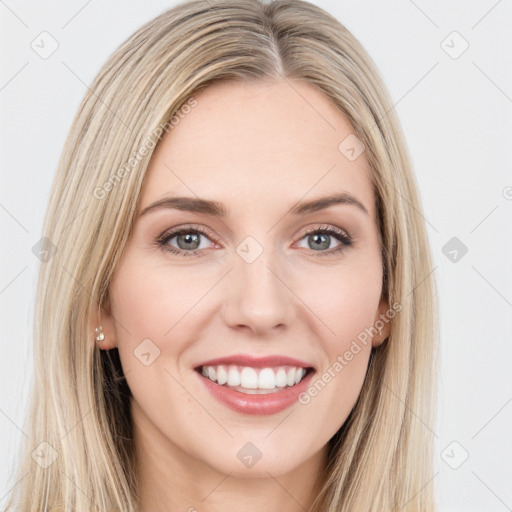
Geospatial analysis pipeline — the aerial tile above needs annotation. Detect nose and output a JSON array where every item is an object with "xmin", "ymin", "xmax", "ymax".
[{"xmin": 221, "ymin": 243, "xmax": 296, "ymax": 337}]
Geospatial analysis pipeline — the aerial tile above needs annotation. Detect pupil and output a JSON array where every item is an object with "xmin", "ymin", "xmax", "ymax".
[
  {"xmin": 310, "ymin": 233, "xmax": 329, "ymax": 250},
  {"xmin": 179, "ymin": 233, "xmax": 200, "ymax": 250}
]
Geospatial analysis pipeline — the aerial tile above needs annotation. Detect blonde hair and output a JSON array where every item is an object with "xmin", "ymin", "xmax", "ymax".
[{"xmin": 5, "ymin": 0, "xmax": 438, "ymax": 510}]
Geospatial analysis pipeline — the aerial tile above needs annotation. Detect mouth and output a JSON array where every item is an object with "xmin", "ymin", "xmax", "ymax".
[
  {"xmin": 194, "ymin": 363, "xmax": 316, "ymax": 415},
  {"xmin": 194, "ymin": 364, "xmax": 316, "ymax": 394}
]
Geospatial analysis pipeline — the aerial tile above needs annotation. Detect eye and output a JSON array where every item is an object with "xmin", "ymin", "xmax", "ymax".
[
  {"xmin": 295, "ymin": 225, "xmax": 353, "ymax": 256},
  {"xmin": 156, "ymin": 225, "xmax": 218, "ymax": 257}
]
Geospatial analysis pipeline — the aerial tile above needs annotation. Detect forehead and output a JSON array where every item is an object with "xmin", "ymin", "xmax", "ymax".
[{"xmin": 139, "ymin": 79, "xmax": 375, "ymax": 220}]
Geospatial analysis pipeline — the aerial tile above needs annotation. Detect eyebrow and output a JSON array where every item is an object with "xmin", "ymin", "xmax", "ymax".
[{"xmin": 139, "ymin": 192, "xmax": 369, "ymax": 218}]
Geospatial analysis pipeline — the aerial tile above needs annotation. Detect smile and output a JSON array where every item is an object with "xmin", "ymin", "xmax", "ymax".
[
  {"xmin": 199, "ymin": 364, "xmax": 310, "ymax": 393},
  {"xmin": 194, "ymin": 364, "xmax": 315, "ymax": 415}
]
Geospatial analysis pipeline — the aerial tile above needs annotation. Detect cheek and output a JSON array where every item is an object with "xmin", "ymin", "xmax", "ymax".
[
  {"xmin": 110, "ymin": 258, "xmax": 199, "ymax": 340},
  {"xmin": 107, "ymin": 256, "xmax": 199, "ymax": 383},
  {"xmin": 296, "ymin": 259, "xmax": 381, "ymax": 420},
  {"xmin": 108, "ymin": 259, "xmax": 201, "ymax": 429},
  {"xmin": 304, "ymin": 256, "xmax": 383, "ymax": 347}
]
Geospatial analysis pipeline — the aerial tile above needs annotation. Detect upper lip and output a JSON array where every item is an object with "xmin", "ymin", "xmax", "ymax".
[{"xmin": 195, "ymin": 354, "xmax": 315, "ymax": 370}]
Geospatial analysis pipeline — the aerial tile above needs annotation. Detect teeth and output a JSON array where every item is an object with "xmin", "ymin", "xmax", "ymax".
[
  {"xmin": 240, "ymin": 367, "xmax": 258, "ymax": 389},
  {"xmin": 258, "ymin": 368, "xmax": 275, "ymax": 389},
  {"xmin": 275, "ymin": 368, "xmax": 287, "ymax": 387},
  {"xmin": 286, "ymin": 367, "xmax": 296, "ymax": 386},
  {"xmin": 200, "ymin": 364, "xmax": 309, "ymax": 390},
  {"xmin": 216, "ymin": 365, "xmax": 228, "ymax": 385},
  {"xmin": 227, "ymin": 366, "xmax": 241, "ymax": 386}
]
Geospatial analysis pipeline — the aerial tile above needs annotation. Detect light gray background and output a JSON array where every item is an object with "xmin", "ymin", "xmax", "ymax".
[{"xmin": 1, "ymin": 1, "xmax": 511, "ymax": 510}]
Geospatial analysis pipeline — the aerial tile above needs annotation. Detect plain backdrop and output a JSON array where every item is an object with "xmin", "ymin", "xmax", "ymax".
[{"xmin": 1, "ymin": 1, "xmax": 511, "ymax": 510}]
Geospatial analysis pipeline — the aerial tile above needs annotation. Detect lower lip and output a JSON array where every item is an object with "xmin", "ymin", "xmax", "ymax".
[{"xmin": 195, "ymin": 369, "xmax": 315, "ymax": 415}]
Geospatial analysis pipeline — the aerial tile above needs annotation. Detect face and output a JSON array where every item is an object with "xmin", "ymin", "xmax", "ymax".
[{"xmin": 98, "ymin": 79, "xmax": 390, "ymax": 479}]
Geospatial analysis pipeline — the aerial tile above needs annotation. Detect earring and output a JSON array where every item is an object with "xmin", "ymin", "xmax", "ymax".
[{"xmin": 95, "ymin": 325, "xmax": 105, "ymax": 343}]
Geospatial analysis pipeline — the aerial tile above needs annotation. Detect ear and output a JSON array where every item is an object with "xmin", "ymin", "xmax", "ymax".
[
  {"xmin": 371, "ymin": 296, "xmax": 391, "ymax": 348},
  {"xmin": 89, "ymin": 294, "xmax": 118, "ymax": 350}
]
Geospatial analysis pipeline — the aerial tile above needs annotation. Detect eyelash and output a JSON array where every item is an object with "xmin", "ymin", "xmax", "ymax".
[{"xmin": 155, "ymin": 224, "xmax": 353, "ymax": 258}]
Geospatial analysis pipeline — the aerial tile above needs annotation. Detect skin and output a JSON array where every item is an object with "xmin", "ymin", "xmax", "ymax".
[{"xmin": 94, "ymin": 78, "xmax": 390, "ymax": 512}]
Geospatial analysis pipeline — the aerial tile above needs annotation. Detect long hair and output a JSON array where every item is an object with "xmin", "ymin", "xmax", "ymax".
[{"xmin": 5, "ymin": 0, "xmax": 438, "ymax": 510}]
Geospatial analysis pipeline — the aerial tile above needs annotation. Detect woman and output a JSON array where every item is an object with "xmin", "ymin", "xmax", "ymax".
[{"xmin": 6, "ymin": 0, "xmax": 438, "ymax": 510}]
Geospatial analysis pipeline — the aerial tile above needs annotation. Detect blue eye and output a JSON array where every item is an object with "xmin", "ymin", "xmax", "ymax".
[{"xmin": 156, "ymin": 224, "xmax": 353, "ymax": 257}]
